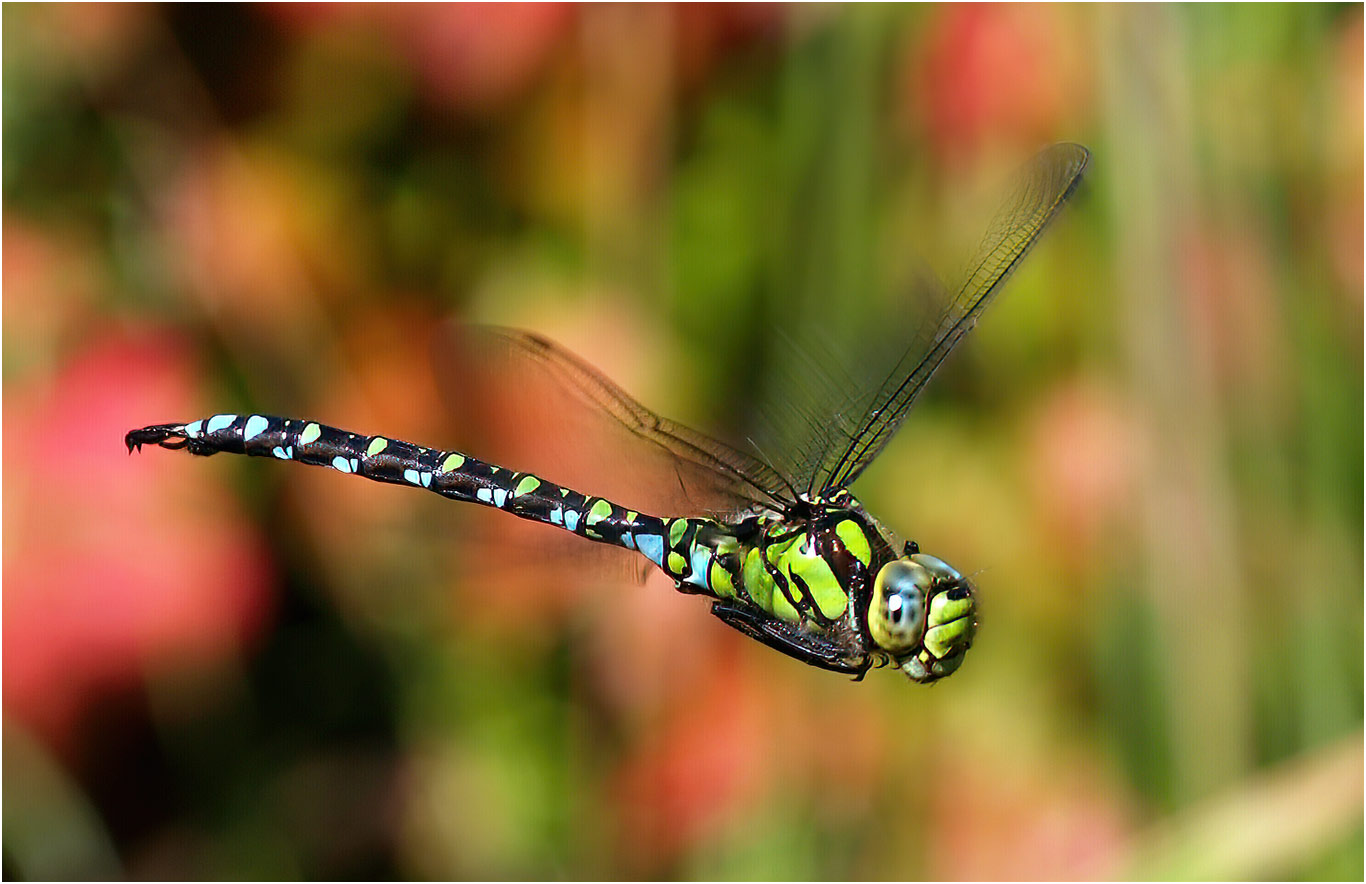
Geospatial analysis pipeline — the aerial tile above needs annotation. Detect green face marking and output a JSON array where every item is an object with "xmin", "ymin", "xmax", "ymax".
[
  {"xmin": 835, "ymin": 519, "xmax": 872, "ymax": 568},
  {"xmin": 441, "ymin": 453, "xmax": 465, "ymax": 472},
  {"xmin": 299, "ymin": 423, "xmax": 322, "ymax": 446},
  {"xmin": 668, "ymin": 519, "xmax": 687, "ymax": 547},
  {"xmin": 928, "ymin": 589, "xmax": 974, "ymax": 627},
  {"xmin": 366, "ymin": 437, "xmax": 388, "ymax": 457},
  {"xmin": 922, "ymin": 588, "xmax": 977, "ymax": 658},
  {"xmin": 923, "ymin": 614, "xmax": 976, "ymax": 659},
  {"xmin": 514, "ymin": 475, "xmax": 541, "ymax": 496}
]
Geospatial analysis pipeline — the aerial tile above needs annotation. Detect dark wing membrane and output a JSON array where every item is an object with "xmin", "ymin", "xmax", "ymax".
[
  {"xmin": 436, "ymin": 325, "xmax": 795, "ymax": 519},
  {"xmin": 816, "ymin": 142, "xmax": 1091, "ymax": 494}
]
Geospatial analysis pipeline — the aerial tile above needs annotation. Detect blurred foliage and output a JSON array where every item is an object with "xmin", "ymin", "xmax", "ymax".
[{"xmin": 3, "ymin": 4, "xmax": 1361, "ymax": 880}]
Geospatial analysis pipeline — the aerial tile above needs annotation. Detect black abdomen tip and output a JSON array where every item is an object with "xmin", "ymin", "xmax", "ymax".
[{"xmin": 125, "ymin": 424, "xmax": 192, "ymax": 453}]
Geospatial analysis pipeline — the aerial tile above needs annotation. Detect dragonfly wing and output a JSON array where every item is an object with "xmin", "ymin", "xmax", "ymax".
[
  {"xmin": 812, "ymin": 142, "xmax": 1091, "ymax": 494},
  {"xmin": 434, "ymin": 324, "xmax": 795, "ymax": 520}
]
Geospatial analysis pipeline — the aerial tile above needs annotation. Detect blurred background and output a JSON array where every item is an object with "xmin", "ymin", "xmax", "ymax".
[{"xmin": 4, "ymin": 4, "xmax": 1361, "ymax": 880}]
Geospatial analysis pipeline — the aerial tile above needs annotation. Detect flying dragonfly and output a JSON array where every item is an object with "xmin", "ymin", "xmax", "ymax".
[{"xmin": 127, "ymin": 143, "xmax": 1089, "ymax": 684}]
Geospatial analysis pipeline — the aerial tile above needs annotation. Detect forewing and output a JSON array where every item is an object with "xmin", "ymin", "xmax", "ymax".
[
  {"xmin": 434, "ymin": 324, "xmax": 792, "ymax": 520},
  {"xmin": 815, "ymin": 142, "xmax": 1091, "ymax": 494}
]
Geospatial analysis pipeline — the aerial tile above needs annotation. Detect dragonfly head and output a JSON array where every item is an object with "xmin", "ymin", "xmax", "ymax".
[{"xmin": 867, "ymin": 553, "xmax": 977, "ymax": 684}]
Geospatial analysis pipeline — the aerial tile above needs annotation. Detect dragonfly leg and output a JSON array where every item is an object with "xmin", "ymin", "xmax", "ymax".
[{"xmin": 710, "ymin": 602, "xmax": 870, "ymax": 676}]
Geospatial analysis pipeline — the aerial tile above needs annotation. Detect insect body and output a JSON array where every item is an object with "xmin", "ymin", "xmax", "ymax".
[
  {"xmin": 127, "ymin": 144, "xmax": 1089, "ymax": 684},
  {"xmin": 125, "ymin": 415, "xmax": 972, "ymax": 680}
]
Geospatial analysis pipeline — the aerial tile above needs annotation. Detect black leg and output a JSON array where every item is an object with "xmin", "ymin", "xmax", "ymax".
[{"xmin": 710, "ymin": 602, "xmax": 869, "ymax": 677}]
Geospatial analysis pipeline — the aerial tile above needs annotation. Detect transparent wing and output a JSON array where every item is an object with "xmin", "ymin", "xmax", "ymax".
[
  {"xmin": 434, "ymin": 325, "xmax": 797, "ymax": 521},
  {"xmin": 434, "ymin": 144, "xmax": 1088, "ymax": 517},
  {"xmin": 807, "ymin": 142, "xmax": 1091, "ymax": 494}
]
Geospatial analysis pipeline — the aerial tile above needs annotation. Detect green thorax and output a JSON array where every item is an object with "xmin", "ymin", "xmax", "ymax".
[{"xmin": 657, "ymin": 493, "xmax": 899, "ymax": 637}]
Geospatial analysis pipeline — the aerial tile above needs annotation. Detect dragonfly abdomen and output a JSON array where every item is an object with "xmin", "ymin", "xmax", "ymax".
[
  {"xmin": 124, "ymin": 414, "xmax": 678, "ymax": 554},
  {"xmin": 126, "ymin": 414, "xmax": 875, "ymax": 668}
]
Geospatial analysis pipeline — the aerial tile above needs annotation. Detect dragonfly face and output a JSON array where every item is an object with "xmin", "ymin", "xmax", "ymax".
[{"xmin": 868, "ymin": 553, "xmax": 977, "ymax": 684}]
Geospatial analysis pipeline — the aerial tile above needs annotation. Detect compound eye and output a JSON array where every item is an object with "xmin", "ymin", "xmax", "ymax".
[
  {"xmin": 869, "ymin": 561, "xmax": 929, "ymax": 654},
  {"xmin": 908, "ymin": 553, "xmax": 962, "ymax": 584}
]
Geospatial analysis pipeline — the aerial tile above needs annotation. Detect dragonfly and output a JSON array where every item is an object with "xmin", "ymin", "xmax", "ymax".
[{"xmin": 126, "ymin": 143, "xmax": 1089, "ymax": 684}]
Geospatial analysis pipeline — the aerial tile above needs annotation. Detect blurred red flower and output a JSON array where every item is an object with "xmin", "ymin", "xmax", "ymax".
[
  {"xmin": 926, "ymin": 752, "xmax": 1132, "ymax": 879},
  {"xmin": 1027, "ymin": 380, "xmax": 1142, "ymax": 575},
  {"xmin": 911, "ymin": 4, "xmax": 1091, "ymax": 162},
  {"xmin": 1179, "ymin": 222, "xmax": 1284, "ymax": 399},
  {"xmin": 609, "ymin": 646, "xmax": 773, "ymax": 872},
  {"xmin": 3, "ymin": 333, "xmax": 275, "ymax": 754}
]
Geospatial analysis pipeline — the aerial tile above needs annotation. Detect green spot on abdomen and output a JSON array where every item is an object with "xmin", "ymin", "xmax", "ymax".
[
  {"xmin": 583, "ymin": 498, "xmax": 614, "ymax": 538},
  {"xmin": 667, "ymin": 551, "xmax": 688, "ymax": 574},
  {"xmin": 366, "ymin": 437, "xmax": 388, "ymax": 457},
  {"xmin": 299, "ymin": 423, "xmax": 322, "ymax": 446},
  {"xmin": 441, "ymin": 453, "xmax": 465, "ymax": 472},
  {"xmin": 668, "ymin": 519, "xmax": 687, "ymax": 547},
  {"xmin": 514, "ymin": 475, "xmax": 541, "ymax": 496}
]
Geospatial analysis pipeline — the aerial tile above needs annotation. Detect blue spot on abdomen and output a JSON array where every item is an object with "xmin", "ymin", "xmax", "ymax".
[
  {"xmin": 636, "ymin": 534, "xmax": 664, "ymax": 567},
  {"xmin": 206, "ymin": 414, "xmax": 237, "ymax": 434},
  {"xmin": 688, "ymin": 548, "xmax": 712, "ymax": 589}
]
